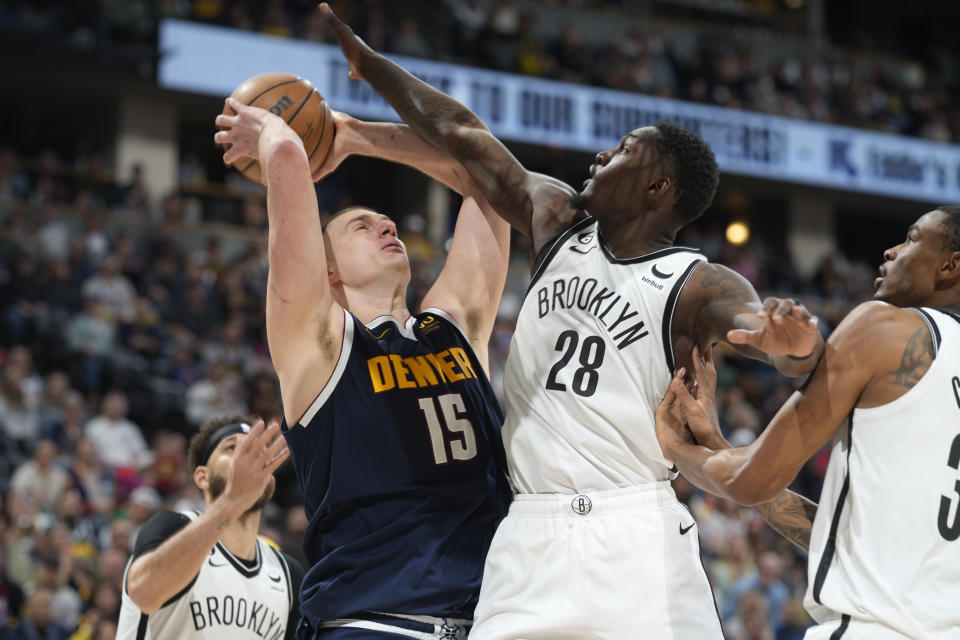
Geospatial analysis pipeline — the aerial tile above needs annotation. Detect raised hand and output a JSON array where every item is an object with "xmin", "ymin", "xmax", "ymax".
[
  {"xmin": 318, "ymin": 3, "xmax": 371, "ymax": 81},
  {"xmin": 223, "ymin": 419, "xmax": 289, "ymax": 514},
  {"xmin": 214, "ymin": 97, "xmax": 286, "ymax": 167},
  {"xmin": 727, "ymin": 296, "xmax": 820, "ymax": 359},
  {"xmin": 656, "ymin": 369, "xmax": 724, "ymax": 456}
]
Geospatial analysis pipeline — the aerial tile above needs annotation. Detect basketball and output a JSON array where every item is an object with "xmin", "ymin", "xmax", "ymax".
[{"xmin": 221, "ymin": 72, "xmax": 335, "ymax": 183}]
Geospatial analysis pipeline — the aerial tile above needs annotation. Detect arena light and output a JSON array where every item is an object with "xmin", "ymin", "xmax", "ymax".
[{"xmin": 726, "ymin": 221, "xmax": 750, "ymax": 246}]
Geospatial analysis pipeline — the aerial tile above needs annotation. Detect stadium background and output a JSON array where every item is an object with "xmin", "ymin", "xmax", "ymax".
[{"xmin": 1, "ymin": 1, "xmax": 958, "ymax": 638}]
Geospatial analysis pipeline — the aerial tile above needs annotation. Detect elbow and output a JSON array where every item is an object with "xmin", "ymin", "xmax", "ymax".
[{"xmin": 126, "ymin": 565, "xmax": 162, "ymax": 614}]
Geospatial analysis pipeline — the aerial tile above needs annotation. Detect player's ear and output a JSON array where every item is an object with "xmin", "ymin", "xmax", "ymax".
[
  {"xmin": 193, "ymin": 466, "xmax": 208, "ymax": 492},
  {"xmin": 942, "ymin": 250, "xmax": 960, "ymax": 286}
]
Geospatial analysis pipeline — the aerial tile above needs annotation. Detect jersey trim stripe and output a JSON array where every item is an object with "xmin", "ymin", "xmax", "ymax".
[
  {"xmin": 422, "ymin": 307, "xmax": 467, "ymax": 341},
  {"xmin": 829, "ymin": 614, "xmax": 851, "ymax": 639},
  {"xmin": 136, "ymin": 612, "xmax": 149, "ymax": 640},
  {"xmin": 661, "ymin": 260, "xmax": 704, "ymax": 373},
  {"xmin": 943, "ymin": 309, "xmax": 960, "ymax": 326},
  {"xmin": 598, "ymin": 241, "xmax": 702, "ymax": 265},
  {"xmin": 269, "ymin": 545, "xmax": 293, "ymax": 610},
  {"xmin": 914, "ymin": 307, "xmax": 941, "ymax": 352},
  {"xmin": 297, "ymin": 309, "xmax": 354, "ymax": 427},
  {"xmin": 214, "ymin": 540, "xmax": 262, "ymax": 578},
  {"xmin": 526, "ymin": 217, "xmax": 595, "ymax": 297},
  {"xmin": 813, "ymin": 414, "xmax": 854, "ymax": 605}
]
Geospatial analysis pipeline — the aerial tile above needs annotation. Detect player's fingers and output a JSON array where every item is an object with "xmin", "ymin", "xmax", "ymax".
[
  {"xmin": 772, "ymin": 298, "xmax": 797, "ymax": 322},
  {"xmin": 215, "ymin": 113, "xmax": 237, "ymax": 128},
  {"xmin": 213, "ymin": 130, "xmax": 231, "ymax": 145},
  {"xmin": 318, "ymin": 3, "xmax": 350, "ymax": 35},
  {"xmin": 702, "ymin": 344, "xmax": 717, "ymax": 378},
  {"xmin": 759, "ymin": 297, "xmax": 779, "ymax": 317},
  {"xmin": 222, "ymin": 146, "xmax": 244, "ymax": 166},
  {"xmin": 266, "ymin": 446, "xmax": 290, "ymax": 473},
  {"xmin": 726, "ymin": 328, "xmax": 760, "ymax": 346}
]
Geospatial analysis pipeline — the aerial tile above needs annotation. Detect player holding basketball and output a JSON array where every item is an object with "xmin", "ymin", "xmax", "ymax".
[
  {"xmin": 214, "ymin": 95, "xmax": 512, "ymax": 640},
  {"xmin": 117, "ymin": 416, "xmax": 302, "ymax": 640},
  {"xmin": 657, "ymin": 206, "xmax": 960, "ymax": 639},
  {"xmin": 319, "ymin": 5, "xmax": 822, "ymax": 639}
]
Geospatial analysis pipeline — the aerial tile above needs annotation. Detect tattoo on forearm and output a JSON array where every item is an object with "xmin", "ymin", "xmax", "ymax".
[
  {"xmin": 753, "ymin": 491, "xmax": 817, "ymax": 552},
  {"xmin": 893, "ymin": 325, "xmax": 934, "ymax": 388}
]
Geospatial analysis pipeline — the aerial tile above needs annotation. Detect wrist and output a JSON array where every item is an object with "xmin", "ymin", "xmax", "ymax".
[{"xmin": 786, "ymin": 334, "xmax": 823, "ymax": 361}]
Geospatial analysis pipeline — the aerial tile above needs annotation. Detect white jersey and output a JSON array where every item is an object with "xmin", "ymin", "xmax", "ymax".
[
  {"xmin": 804, "ymin": 307, "xmax": 960, "ymax": 639},
  {"xmin": 117, "ymin": 511, "xmax": 295, "ymax": 640},
  {"xmin": 503, "ymin": 217, "xmax": 706, "ymax": 493}
]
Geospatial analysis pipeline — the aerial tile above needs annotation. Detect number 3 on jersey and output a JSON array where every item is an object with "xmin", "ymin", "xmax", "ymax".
[
  {"xmin": 418, "ymin": 394, "xmax": 478, "ymax": 465},
  {"xmin": 545, "ymin": 330, "xmax": 606, "ymax": 397}
]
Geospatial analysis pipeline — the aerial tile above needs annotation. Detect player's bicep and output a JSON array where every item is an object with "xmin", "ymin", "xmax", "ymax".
[
  {"xmin": 686, "ymin": 263, "xmax": 766, "ymax": 360},
  {"xmin": 420, "ymin": 196, "xmax": 510, "ymax": 357}
]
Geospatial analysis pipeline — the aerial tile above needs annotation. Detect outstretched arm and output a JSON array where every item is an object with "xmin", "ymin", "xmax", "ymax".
[
  {"xmin": 657, "ymin": 301, "xmax": 917, "ymax": 506},
  {"xmin": 312, "ymin": 112, "xmax": 476, "ymax": 196},
  {"xmin": 319, "ymin": 4, "xmax": 576, "ymax": 250},
  {"xmin": 676, "ymin": 263, "xmax": 823, "ymax": 378}
]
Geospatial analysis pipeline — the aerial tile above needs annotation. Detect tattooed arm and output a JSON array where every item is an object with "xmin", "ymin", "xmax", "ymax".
[
  {"xmin": 753, "ymin": 492, "xmax": 818, "ymax": 552},
  {"xmin": 319, "ymin": 4, "xmax": 577, "ymax": 251},
  {"xmin": 673, "ymin": 263, "xmax": 823, "ymax": 378},
  {"xmin": 657, "ymin": 301, "xmax": 930, "ymax": 506}
]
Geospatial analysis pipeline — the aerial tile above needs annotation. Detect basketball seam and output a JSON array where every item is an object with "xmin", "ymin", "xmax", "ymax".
[
  {"xmin": 248, "ymin": 77, "xmax": 302, "ymax": 105},
  {"xmin": 284, "ymin": 89, "xmax": 314, "ymax": 127},
  {"xmin": 307, "ymin": 93, "xmax": 329, "ymax": 160},
  {"xmin": 232, "ymin": 77, "xmax": 304, "ymax": 175}
]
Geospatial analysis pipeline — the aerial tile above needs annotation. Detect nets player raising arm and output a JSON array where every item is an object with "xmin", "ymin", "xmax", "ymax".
[
  {"xmin": 658, "ymin": 207, "xmax": 960, "ymax": 639},
  {"xmin": 319, "ymin": 4, "xmax": 820, "ymax": 539},
  {"xmin": 118, "ymin": 417, "xmax": 300, "ymax": 640}
]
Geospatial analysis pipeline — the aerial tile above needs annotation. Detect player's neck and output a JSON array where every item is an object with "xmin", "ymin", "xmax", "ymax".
[
  {"xmin": 341, "ymin": 285, "xmax": 411, "ymax": 327},
  {"xmin": 597, "ymin": 217, "xmax": 676, "ymax": 259},
  {"xmin": 217, "ymin": 509, "xmax": 262, "ymax": 561}
]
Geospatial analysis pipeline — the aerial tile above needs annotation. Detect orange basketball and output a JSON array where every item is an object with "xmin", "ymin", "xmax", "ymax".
[{"xmin": 221, "ymin": 72, "xmax": 335, "ymax": 183}]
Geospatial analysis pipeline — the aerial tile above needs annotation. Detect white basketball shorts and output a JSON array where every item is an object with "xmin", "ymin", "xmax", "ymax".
[{"xmin": 469, "ymin": 482, "xmax": 723, "ymax": 640}]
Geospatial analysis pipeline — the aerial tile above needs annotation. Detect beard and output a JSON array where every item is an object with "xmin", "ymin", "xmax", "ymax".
[
  {"xmin": 568, "ymin": 189, "xmax": 589, "ymax": 211},
  {"xmin": 208, "ymin": 472, "xmax": 275, "ymax": 519}
]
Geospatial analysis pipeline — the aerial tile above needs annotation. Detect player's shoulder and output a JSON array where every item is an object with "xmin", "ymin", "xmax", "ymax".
[
  {"xmin": 832, "ymin": 301, "xmax": 930, "ymax": 358},
  {"xmin": 839, "ymin": 300, "xmax": 924, "ymax": 333}
]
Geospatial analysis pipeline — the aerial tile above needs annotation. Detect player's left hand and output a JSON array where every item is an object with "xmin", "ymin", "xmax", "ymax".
[
  {"xmin": 655, "ymin": 368, "xmax": 693, "ymax": 454},
  {"xmin": 214, "ymin": 98, "xmax": 283, "ymax": 166},
  {"xmin": 727, "ymin": 296, "xmax": 820, "ymax": 358},
  {"xmin": 319, "ymin": 3, "xmax": 371, "ymax": 81}
]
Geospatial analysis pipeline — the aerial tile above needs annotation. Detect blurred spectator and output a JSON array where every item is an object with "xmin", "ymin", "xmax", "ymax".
[
  {"xmin": 724, "ymin": 551, "xmax": 791, "ymax": 631},
  {"xmin": 10, "ymin": 440, "xmax": 69, "ymax": 514},
  {"xmin": 81, "ymin": 257, "xmax": 136, "ymax": 324},
  {"xmin": 0, "ymin": 545, "xmax": 25, "ymax": 628},
  {"xmin": 725, "ymin": 589, "xmax": 776, "ymax": 640},
  {"xmin": 184, "ymin": 361, "xmax": 248, "ymax": 427},
  {"xmin": 83, "ymin": 392, "xmax": 151, "ymax": 471},
  {"xmin": 6, "ymin": 588, "xmax": 70, "ymax": 640},
  {"xmin": 65, "ymin": 298, "xmax": 116, "ymax": 392},
  {"xmin": 392, "ymin": 17, "xmax": 431, "ymax": 58}
]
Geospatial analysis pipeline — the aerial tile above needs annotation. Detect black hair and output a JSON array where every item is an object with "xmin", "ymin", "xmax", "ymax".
[
  {"xmin": 652, "ymin": 122, "xmax": 719, "ymax": 226},
  {"xmin": 936, "ymin": 205, "xmax": 960, "ymax": 251},
  {"xmin": 187, "ymin": 414, "xmax": 257, "ymax": 470}
]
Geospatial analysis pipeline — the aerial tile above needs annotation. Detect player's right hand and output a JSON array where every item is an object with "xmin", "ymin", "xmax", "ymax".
[
  {"xmin": 223, "ymin": 419, "xmax": 289, "ymax": 514},
  {"xmin": 311, "ymin": 110, "xmax": 360, "ymax": 182},
  {"xmin": 214, "ymin": 98, "xmax": 283, "ymax": 166}
]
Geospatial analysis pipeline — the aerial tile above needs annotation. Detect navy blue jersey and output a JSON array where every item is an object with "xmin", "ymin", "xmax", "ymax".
[{"xmin": 281, "ymin": 308, "xmax": 512, "ymax": 625}]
